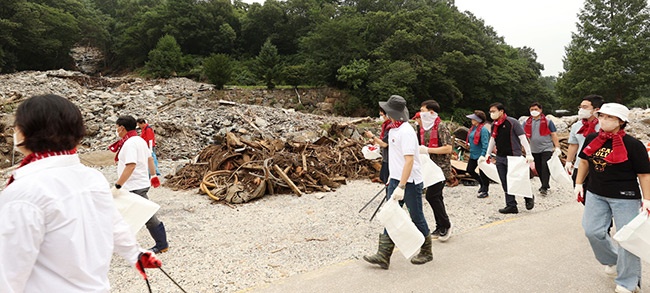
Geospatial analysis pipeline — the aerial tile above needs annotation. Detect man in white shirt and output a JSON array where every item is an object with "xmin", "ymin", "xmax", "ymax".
[
  {"xmin": 110, "ymin": 115, "xmax": 169, "ymax": 253},
  {"xmin": 364, "ymin": 95, "xmax": 433, "ymax": 269}
]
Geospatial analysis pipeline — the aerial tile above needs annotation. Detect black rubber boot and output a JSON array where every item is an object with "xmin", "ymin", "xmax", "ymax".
[
  {"xmin": 363, "ymin": 234, "xmax": 394, "ymax": 269},
  {"xmin": 147, "ymin": 222, "xmax": 169, "ymax": 253},
  {"xmin": 411, "ymin": 235, "xmax": 433, "ymax": 264}
]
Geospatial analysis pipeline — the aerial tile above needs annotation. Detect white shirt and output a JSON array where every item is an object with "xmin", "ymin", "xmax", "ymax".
[
  {"xmin": 0, "ymin": 154, "xmax": 141, "ymax": 292},
  {"xmin": 118, "ymin": 136, "xmax": 153, "ymax": 191},
  {"xmin": 388, "ymin": 122, "xmax": 423, "ymax": 184},
  {"xmin": 568, "ymin": 120, "xmax": 600, "ymax": 168}
]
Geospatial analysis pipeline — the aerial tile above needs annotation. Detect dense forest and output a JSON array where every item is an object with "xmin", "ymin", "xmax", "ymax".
[{"xmin": 1, "ymin": 0, "xmax": 649, "ymax": 117}]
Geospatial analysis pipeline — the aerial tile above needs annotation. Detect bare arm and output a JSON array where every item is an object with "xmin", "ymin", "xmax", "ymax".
[
  {"xmin": 639, "ymin": 173, "xmax": 650, "ymax": 200},
  {"xmin": 551, "ymin": 132, "xmax": 560, "ymax": 149},
  {"xmin": 116, "ymin": 163, "xmax": 136, "ymax": 186},
  {"xmin": 575, "ymin": 159, "xmax": 589, "ymax": 185},
  {"xmin": 425, "ymin": 145, "xmax": 452, "ymax": 155},
  {"xmin": 400, "ymin": 155, "xmax": 414, "ymax": 186},
  {"xmin": 364, "ymin": 131, "xmax": 388, "ymax": 148},
  {"xmin": 148, "ymin": 157, "xmax": 156, "ymax": 177},
  {"xmin": 566, "ymin": 144, "xmax": 579, "ymax": 163}
]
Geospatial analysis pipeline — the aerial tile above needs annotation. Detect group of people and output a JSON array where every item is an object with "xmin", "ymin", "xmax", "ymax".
[
  {"xmin": 363, "ymin": 94, "xmax": 650, "ymax": 293},
  {"xmin": 0, "ymin": 94, "xmax": 168, "ymax": 291}
]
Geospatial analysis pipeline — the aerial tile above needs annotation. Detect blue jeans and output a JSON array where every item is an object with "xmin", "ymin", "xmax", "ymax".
[
  {"xmin": 151, "ymin": 147, "xmax": 161, "ymax": 176},
  {"xmin": 384, "ymin": 179, "xmax": 429, "ymax": 236},
  {"xmin": 582, "ymin": 191, "xmax": 641, "ymax": 290}
]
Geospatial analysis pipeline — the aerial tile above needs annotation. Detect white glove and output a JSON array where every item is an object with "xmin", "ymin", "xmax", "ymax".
[
  {"xmin": 553, "ymin": 147, "xmax": 562, "ymax": 157},
  {"xmin": 478, "ymin": 156, "xmax": 486, "ymax": 164},
  {"xmin": 574, "ymin": 184, "xmax": 583, "ymax": 203},
  {"xmin": 642, "ymin": 199, "xmax": 650, "ymax": 214},
  {"xmin": 111, "ymin": 186, "xmax": 121, "ymax": 197},
  {"xmin": 418, "ymin": 145, "xmax": 429, "ymax": 154},
  {"xmin": 526, "ymin": 154, "xmax": 534, "ymax": 164},
  {"xmin": 391, "ymin": 186, "xmax": 405, "ymax": 201},
  {"xmin": 564, "ymin": 161, "xmax": 574, "ymax": 175}
]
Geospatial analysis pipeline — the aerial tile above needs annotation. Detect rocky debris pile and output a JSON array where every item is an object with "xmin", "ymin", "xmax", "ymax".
[
  {"xmin": 165, "ymin": 127, "xmax": 378, "ymax": 203},
  {"xmin": 0, "ymin": 70, "xmax": 353, "ymax": 169}
]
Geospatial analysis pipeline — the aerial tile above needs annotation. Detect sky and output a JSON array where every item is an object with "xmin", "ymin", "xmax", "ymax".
[{"xmin": 455, "ymin": 0, "xmax": 585, "ymax": 77}]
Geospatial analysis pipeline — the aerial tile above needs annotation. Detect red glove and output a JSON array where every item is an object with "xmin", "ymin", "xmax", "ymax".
[
  {"xmin": 135, "ymin": 252, "xmax": 162, "ymax": 279},
  {"xmin": 150, "ymin": 176, "xmax": 161, "ymax": 188}
]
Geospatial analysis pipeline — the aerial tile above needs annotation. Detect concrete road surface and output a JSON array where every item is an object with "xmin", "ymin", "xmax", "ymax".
[{"xmin": 248, "ymin": 203, "xmax": 649, "ymax": 293}]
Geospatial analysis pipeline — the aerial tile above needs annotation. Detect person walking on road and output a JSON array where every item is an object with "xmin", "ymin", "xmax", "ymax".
[
  {"xmin": 575, "ymin": 103, "xmax": 650, "ymax": 293},
  {"xmin": 522, "ymin": 102, "xmax": 561, "ymax": 196},
  {"xmin": 137, "ymin": 118, "xmax": 161, "ymax": 176},
  {"xmin": 0, "ymin": 95, "xmax": 161, "ymax": 291},
  {"xmin": 565, "ymin": 95, "xmax": 603, "ymax": 204},
  {"xmin": 110, "ymin": 115, "xmax": 169, "ymax": 254},
  {"xmin": 480, "ymin": 102, "xmax": 535, "ymax": 214},
  {"xmin": 414, "ymin": 100, "xmax": 454, "ymax": 241},
  {"xmin": 363, "ymin": 95, "xmax": 432, "ymax": 269},
  {"xmin": 465, "ymin": 110, "xmax": 491, "ymax": 198}
]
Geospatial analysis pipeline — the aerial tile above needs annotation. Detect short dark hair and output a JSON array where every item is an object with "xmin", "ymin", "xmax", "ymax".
[
  {"xmin": 583, "ymin": 95, "xmax": 604, "ymax": 109},
  {"xmin": 14, "ymin": 94, "xmax": 85, "ymax": 152},
  {"xmin": 489, "ymin": 102, "xmax": 505, "ymax": 112},
  {"xmin": 474, "ymin": 110, "xmax": 487, "ymax": 123},
  {"xmin": 421, "ymin": 100, "xmax": 440, "ymax": 113},
  {"xmin": 529, "ymin": 102, "xmax": 543, "ymax": 109},
  {"xmin": 136, "ymin": 118, "xmax": 147, "ymax": 124},
  {"xmin": 116, "ymin": 115, "xmax": 137, "ymax": 131}
]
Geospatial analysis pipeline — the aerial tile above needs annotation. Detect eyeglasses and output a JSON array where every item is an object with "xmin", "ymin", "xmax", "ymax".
[{"xmin": 578, "ymin": 106, "xmax": 593, "ymax": 110}]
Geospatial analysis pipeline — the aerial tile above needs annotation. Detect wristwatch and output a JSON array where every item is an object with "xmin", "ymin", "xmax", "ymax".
[{"xmin": 115, "ymin": 183, "xmax": 122, "ymax": 189}]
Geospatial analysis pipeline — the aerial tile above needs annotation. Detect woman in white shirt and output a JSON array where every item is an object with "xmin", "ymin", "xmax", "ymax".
[{"xmin": 0, "ymin": 94, "xmax": 160, "ymax": 292}]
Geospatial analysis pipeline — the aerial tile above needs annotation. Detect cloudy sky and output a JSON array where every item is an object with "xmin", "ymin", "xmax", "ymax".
[{"xmin": 455, "ymin": 0, "xmax": 585, "ymax": 76}]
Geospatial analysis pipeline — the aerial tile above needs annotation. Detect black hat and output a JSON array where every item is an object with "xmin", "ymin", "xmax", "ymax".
[{"xmin": 379, "ymin": 95, "xmax": 409, "ymax": 122}]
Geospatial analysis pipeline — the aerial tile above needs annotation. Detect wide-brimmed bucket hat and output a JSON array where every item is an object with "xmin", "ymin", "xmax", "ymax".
[{"xmin": 378, "ymin": 95, "xmax": 409, "ymax": 122}]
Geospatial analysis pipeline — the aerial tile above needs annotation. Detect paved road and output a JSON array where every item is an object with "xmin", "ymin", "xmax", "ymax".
[{"xmin": 248, "ymin": 203, "xmax": 649, "ymax": 293}]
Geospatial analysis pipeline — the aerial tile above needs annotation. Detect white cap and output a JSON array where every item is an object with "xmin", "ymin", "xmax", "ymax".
[{"xmin": 595, "ymin": 103, "xmax": 629, "ymax": 122}]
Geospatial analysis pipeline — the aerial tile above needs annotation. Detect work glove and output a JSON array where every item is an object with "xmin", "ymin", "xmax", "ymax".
[
  {"xmin": 574, "ymin": 183, "xmax": 584, "ymax": 203},
  {"xmin": 135, "ymin": 251, "xmax": 162, "ymax": 280},
  {"xmin": 526, "ymin": 154, "xmax": 534, "ymax": 164},
  {"xmin": 564, "ymin": 161, "xmax": 574, "ymax": 175},
  {"xmin": 391, "ymin": 186, "xmax": 405, "ymax": 201},
  {"xmin": 418, "ymin": 145, "xmax": 429, "ymax": 154},
  {"xmin": 111, "ymin": 186, "xmax": 121, "ymax": 197},
  {"xmin": 553, "ymin": 147, "xmax": 562, "ymax": 157},
  {"xmin": 150, "ymin": 176, "xmax": 161, "ymax": 188},
  {"xmin": 642, "ymin": 199, "xmax": 650, "ymax": 214}
]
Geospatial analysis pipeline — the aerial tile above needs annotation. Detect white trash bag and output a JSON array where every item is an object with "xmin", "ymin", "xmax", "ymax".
[
  {"xmin": 547, "ymin": 153, "xmax": 573, "ymax": 189},
  {"xmin": 419, "ymin": 153, "xmax": 445, "ymax": 188},
  {"xmin": 614, "ymin": 210, "xmax": 650, "ymax": 263},
  {"xmin": 506, "ymin": 156, "xmax": 533, "ymax": 198},
  {"xmin": 479, "ymin": 159, "xmax": 501, "ymax": 184},
  {"xmin": 376, "ymin": 198, "xmax": 424, "ymax": 259},
  {"xmin": 113, "ymin": 189, "xmax": 160, "ymax": 235},
  {"xmin": 362, "ymin": 144, "xmax": 382, "ymax": 160}
]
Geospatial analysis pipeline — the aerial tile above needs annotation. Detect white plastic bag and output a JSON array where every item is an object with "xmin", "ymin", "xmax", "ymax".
[
  {"xmin": 419, "ymin": 153, "xmax": 445, "ymax": 188},
  {"xmin": 376, "ymin": 199, "xmax": 424, "ymax": 259},
  {"xmin": 113, "ymin": 189, "xmax": 160, "ymax": 235},
  {"xmin": 478, "ymin": 159, "xmax": 501, "ymax": 184},
  {"xmin": 507, "ymin": 156, "xmax": 533, "ymax": 198},
  {"xmin": 613, "ymin": 210, "xmax": 650, "ymax": 263},
  {"xmin": 362, "ymin": 144, "xmax": 382, "ymax": 160},
  {"xmin": 547, "ymin": 154, "xmax": 573, "ymax": 188}
]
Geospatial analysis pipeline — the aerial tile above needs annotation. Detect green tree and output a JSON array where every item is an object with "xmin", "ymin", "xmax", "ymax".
[
  {"xmin": 336, "ymin": 59, "xmax": 369, "ymax": 90},
  {"xmin": 203, "ymin": 53, "xmax": 232, "ymax": 89},
  {"xmin": 145, "ymin": 34, "xmax": 183, "ymax": 78},
  {"xmin": 255, "ymin": 39, "xmax": 282, "ymax": 89},
  {"xmin": 557, "ymin": 0, "xmax": 650, "ymax": 106}
]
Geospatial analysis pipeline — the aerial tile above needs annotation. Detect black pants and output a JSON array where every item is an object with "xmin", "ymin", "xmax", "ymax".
[
  {"xmin": 496, "ymin": 156, "xmax": 533, "ymax": 207},
  {"xmin": 466, "ymin": 158, "xmax": 489, "ymax": 193},
  {"xmin": 533, "ymin": 151, "xmax": 553, "ymax": 190},
  {"xmin": 425, "ymin": 181, "xmax": 451, "ymax": 229}
]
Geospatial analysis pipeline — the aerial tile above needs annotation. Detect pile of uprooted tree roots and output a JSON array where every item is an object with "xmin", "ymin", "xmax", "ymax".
[{"xmin": 163, "ymin": 123, "xmax": 381, "ymax": 204}]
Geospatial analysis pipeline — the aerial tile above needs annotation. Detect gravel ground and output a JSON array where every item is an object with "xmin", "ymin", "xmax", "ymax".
[{"xmin": 106, "ymin": 159, "xmax": 575, "ymax": 293}]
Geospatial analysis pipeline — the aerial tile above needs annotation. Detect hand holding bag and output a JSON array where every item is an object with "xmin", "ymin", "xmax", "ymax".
[
  {"xmin": 376, "ymin": 198, "xmax": 424, "ymax": 259},
  {"xmin": 113, "ymin": 189, "xmax": 161, "ymax": 235},
  {"xmin": 613, "ymin": 210, "xmax": 650, "ymax": 263}
]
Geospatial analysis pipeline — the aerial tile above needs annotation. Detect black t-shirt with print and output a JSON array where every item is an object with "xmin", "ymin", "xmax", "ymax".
[{"xmin": 578, "ymin": 133, "xmax": 650, "ymax": 199}]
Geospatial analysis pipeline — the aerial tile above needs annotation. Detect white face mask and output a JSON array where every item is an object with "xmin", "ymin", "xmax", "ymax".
[
  {"xmin": 419, "ymin": 111, "xmax": 438, "ymax": 131},
  {"xmin": 115, "ymin": 129, "xmax": 121, "ymax": 138},
  {"xmin": 598, "ymin": 118, "xmax": 619, "ymax": 132},
  {"xmin": 578, "ymin": 108, "xmax": 592, "ymax": 119},
  {"xmin": 490, "ymin": 112, "xmax": 500, "ymax": 120},
  {"xmin": 13, "ymin": 132, "xmax": 23, "ymax": 152},
  {"xmin": 530, "ymin": 110, "xmax": 541, "ymax": 117}
]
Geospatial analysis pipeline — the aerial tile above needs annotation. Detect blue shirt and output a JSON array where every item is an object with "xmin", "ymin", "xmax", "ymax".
[{"xmin": 468, "ymin": 125, "xmax": 490, "ymax": 160}]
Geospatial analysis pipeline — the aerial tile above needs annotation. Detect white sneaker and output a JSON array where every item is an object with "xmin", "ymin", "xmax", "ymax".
[
  {"xmin": 614, "ymin": 285, "xmax": 640, "ymax": 293},
  {"xmin": 605, "ymin": 265, "xmax": 617, "ymax": 277},
  {"xmin": 439, "ymin": 222, "xmax": 453, "ymax": 242}
]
